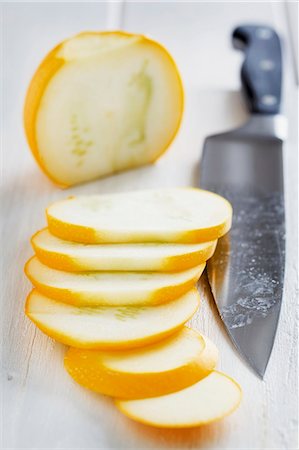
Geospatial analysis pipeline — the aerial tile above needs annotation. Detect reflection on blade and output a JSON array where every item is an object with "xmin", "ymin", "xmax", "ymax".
[{"xmin": 207, "ymin": 188, "xmax": 285, "ymax": 378}]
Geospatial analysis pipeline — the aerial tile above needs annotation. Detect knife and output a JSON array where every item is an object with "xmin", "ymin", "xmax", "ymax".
[{"xmin": 199, "ymin": 25, "xmax": 286, "ymax": 378}]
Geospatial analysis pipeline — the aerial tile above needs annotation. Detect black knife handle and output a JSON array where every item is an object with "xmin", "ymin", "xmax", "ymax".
[{"xmin": 232, "ymin": 25, "xmax": 282, "ymax": 114}]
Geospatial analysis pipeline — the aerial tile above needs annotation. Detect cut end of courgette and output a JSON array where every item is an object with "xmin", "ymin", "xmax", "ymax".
[{"xmin": 24, "ymin": 31, "xmax": 184, "ymax": 186}]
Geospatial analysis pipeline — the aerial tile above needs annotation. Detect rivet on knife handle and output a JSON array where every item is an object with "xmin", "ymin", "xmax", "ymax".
[{"xmin": 232, "ymin": 25, "xmax": 282, "ymax": 115}]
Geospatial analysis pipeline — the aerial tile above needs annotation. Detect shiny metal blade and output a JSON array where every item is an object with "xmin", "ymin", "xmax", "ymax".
[{"xmin": 200, "ymin": 117, "xmax": 285, "ymax": 378}]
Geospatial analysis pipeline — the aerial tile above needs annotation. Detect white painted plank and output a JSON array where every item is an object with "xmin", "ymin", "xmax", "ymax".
[
  {"xmin": 2, "ymin": 2, "xmax": 298, "ymax": 449},
  {"xmin": 106, "ymin": 0, "xmax": 125, "ymax": 29},
  {"xmin": 284, "ymin": 0, "xmax": 299, "ymax": 84}
]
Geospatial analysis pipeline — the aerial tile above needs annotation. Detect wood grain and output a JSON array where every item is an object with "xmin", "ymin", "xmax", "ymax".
[{"xmin": 2, "ymin": 2, "xmax": 298, "ymax": 449}]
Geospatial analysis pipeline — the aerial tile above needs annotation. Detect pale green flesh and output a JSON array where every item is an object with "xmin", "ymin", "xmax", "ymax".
[
  {"xmin": 33, "ymin": 229, "xmax": 216, "ymax": 271},
  {"xmin": 27, "ymin": 256, "xmax": 204, "ymax": 291},
  {"xmin": 34, "ymin": 229, "xmax": 215, "ymax": 257},
  {"xmin": 67, "ymin": 59, "xmax": 152, "ymax": 169},
  {"xmin": 27, "ymin": 289, "xmax": 200, "ymax": 344},
  {"xmin": 26, "ymin": 256, "xmax": 204, "ymax": 305}
]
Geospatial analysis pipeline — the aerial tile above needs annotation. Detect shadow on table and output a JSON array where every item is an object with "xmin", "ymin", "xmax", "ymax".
[{"xmin": 121, "ymin": 413, "xmax": 227, "ymax": 449}]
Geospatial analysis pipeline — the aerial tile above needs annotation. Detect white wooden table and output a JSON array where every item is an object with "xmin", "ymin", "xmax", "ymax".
[{"xmin": 2, "ymin": 2, "xmax": 298, "ymax": 449}]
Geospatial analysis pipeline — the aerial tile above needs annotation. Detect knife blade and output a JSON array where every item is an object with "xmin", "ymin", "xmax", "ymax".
[{"xmin": 199, "ymin": 25, "xmax": 286, "ymax": 378}]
